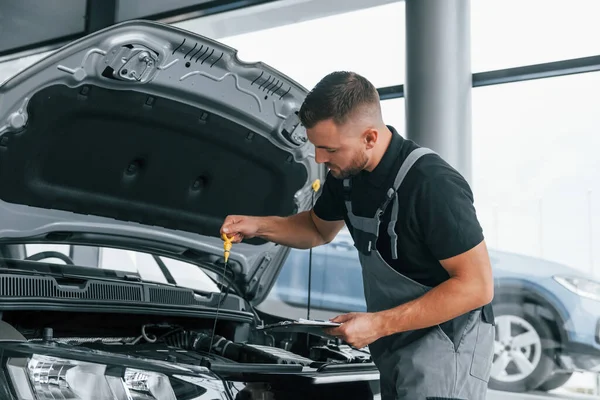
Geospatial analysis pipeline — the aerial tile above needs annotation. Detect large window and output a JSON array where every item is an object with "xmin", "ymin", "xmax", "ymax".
[
  {"xmin": 471, "ymin": 0, "xmax": 600, "ymax": 72},
  {"xmin": 472, "ymin": 71, "xmax": 600, "ymax": 272},
  {"xmin": 471, "ymin": 73, "xmax": 600, "ymax": 397},
  {"xmin": 380, "ymin": 98, "xmax": 405, "ymax": 133},
  {"xmin": 217, "ymin": 2, "xmax": 406, "ymax": 90}
]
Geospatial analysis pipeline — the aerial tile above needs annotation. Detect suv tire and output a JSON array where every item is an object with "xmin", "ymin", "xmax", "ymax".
[{"xmin": 488, "ymin": 302, "xmax": 557, "ymax": 393}]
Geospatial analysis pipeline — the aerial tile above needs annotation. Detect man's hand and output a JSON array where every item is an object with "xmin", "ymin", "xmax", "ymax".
[
  {"xmin": 220, "ymin": 215, "xmax": 260, "ymax": 243},
  {"xmin": 324, "ymin": 312, "xmax": 384, "ymax": 349}
]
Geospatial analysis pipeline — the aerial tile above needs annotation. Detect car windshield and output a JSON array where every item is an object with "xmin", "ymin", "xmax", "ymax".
[{"xmin": 0, "ymin": 243, "xmax": 221, "ymax": 293}]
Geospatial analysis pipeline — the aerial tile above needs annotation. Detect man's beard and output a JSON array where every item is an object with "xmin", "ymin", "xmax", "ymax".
[{"xmin": 328, "ymin": 151, "xmax": 368, "ymax": 179}]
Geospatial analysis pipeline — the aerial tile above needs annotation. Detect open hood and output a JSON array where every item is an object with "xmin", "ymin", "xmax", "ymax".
[{"xmin": 0, "ymin": 20, "xmax": 324, "ymax": 304}]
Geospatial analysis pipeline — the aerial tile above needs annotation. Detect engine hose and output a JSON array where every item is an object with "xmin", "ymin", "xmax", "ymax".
[
  {"xmin": 164, "ymin": 331, "xmax": 243, "ymax": 361},
  {"xmin": 163, "ymin": 330, "xmax": 195, "ymax": 349},
  {"xmin": 164, "ymin": 331, "xmax": 314, "ymax": 365}
]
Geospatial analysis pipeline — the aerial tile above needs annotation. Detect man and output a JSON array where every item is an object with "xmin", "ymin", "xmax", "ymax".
[{"xmin": 221, "ymin": 71, "xmax": 495, "ymax": 400}]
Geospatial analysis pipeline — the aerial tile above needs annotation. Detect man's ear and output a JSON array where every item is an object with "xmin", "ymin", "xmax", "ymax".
[{"xmin": 364, "ymin": 129, "xmax": 378, "ymax": 150}]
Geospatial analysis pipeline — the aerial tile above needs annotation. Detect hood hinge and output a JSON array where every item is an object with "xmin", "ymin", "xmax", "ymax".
[{"xmin": 104, "ymin": 45, "xmax": 158, "ymax": 82}]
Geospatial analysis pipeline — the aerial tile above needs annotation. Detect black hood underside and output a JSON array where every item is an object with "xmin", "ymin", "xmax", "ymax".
[{"xmin": 0, "ymin": 84, "xmax": 307, "ymax": 244}]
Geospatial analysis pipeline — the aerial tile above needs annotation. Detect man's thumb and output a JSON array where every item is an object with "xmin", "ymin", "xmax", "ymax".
[
  {"xmin": 222, "ymin": 217, "xmax": 243, "ymax": 234},
  {"xmin": 222, "ymin": 217, "xmax": 250, "ymax": 243},
  {"xmin": 331, "ymin": 313, "xmax": 354, "ymax": 323}
]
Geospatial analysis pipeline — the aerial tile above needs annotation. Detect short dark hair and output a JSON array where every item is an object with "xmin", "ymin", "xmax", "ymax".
[{"xmin": 298, "ymin": 71, "xmax": 380, "ymax": 129}]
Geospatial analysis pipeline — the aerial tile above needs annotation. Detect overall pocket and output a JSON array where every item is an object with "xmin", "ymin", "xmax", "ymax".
[{"xmin": 469, "ymin": 319, "xmax": 495, "ymax": 382}]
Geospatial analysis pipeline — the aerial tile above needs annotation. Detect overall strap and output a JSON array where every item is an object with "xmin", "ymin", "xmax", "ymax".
[
  {"xmin": 385, "ymin": 147, "xmax": 436, "ymax": 259},
  {"xmin": 342, "ymin": 147, "xmax": 436, "ymax": 257},
  {"xmin": 342, "ymin": 179, "xmax": 352, "ymax": 209},
  {"xmin": 343, "ymin": 178, "xmax": 380, "ymax": 252}
]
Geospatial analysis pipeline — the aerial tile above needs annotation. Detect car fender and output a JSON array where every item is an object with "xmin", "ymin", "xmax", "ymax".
[{"xmin": 493, "ymin": 277, "xmax": 573, "ymax": 346}]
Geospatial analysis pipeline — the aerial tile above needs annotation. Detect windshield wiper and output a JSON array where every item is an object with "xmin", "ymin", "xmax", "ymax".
[{"xmin": 152, "ymin": 255, "xmax": 177, "ymax": 285}]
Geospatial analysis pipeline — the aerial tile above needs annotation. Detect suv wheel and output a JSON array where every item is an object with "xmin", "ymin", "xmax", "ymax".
[
  {"xmin": 537, "ymin": 371, "xmax": 573, "ymax": 391},
  {"xmin": 488, "ymin": 303, "xmax": 557, "ymax": 392}
]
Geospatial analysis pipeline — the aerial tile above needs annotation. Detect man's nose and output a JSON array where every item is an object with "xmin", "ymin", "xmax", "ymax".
[{"xmin": 315, "ymin": 149, "xmax": 327, "ymax": 164}]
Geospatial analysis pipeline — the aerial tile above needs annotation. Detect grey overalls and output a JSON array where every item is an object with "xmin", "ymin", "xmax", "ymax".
[{"xmin": 343, "ymin": 148, "xmax": 495, "ymax": 400}]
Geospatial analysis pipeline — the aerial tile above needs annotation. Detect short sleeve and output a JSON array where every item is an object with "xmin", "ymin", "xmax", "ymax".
[
  {"xmin": 415, "ymin": 174, "xmax": 484, "ymax": 260},
  {"xmin": 313, "ymin": 172, "xmax": 345, "ymax": 221}
]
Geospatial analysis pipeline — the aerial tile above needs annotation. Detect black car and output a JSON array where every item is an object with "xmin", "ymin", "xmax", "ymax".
[{"xmin": 0, "ymin": 20, "xmax": 380, "ymax": 400}]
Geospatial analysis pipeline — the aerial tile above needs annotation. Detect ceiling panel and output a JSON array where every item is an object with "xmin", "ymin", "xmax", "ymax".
[
  {"xmin": 116, "ymin": 0, "xmax": 213, "ymax": 22},
  {"xmin": 0, "ymin": 0, "xmax": 86, "ymax": 55},
  {"xmin": 0, "ymin": 0, "xmax": 398, "ymax": 61}
]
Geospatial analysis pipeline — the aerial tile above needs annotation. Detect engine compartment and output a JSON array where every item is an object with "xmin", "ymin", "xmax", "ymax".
[{"xmin": 0, "ymin": 310, "xmax": 372, "ymax": 372}]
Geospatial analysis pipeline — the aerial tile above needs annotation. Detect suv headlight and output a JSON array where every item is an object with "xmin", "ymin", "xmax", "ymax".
[
  {"xmin": 554, "ymin": 275, "xmax": 600, "ymax": 302},
  {"xmin": 4, "ymin": 353, "xmax": 227, "ymax": 400}
]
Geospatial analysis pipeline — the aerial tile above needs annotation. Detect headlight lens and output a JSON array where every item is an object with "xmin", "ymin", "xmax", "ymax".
[
  {"xmin": 7, "ymin": 354, "xmax": 177, "ymax": 400},
  {"xmin": 124, "ymin": 369, "xmax": 176, "ymax": 400},
  {"xmin": 554, "ymin": 275, "xmax": 600, "ymax": 301}
]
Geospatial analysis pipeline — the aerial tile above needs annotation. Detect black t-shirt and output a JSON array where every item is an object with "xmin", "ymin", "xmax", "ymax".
[
  {"xmin": 314, "ymin": 126, "xmax": 484, "ymax": 287},
  {"xmin": 313, "ymin": 126, "xmax": 488, "ymax": 346}
]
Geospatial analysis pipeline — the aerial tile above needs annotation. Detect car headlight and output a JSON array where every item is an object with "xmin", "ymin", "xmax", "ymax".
[
  {"xmin": 4, "ymin": 353, "xmax": 226, "ymax": 400},
  {"xmin": 554, "ymin": 275, "xmax": 600, "ymax": 301}
]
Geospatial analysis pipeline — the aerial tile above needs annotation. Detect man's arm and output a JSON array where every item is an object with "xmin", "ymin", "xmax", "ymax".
[
  {"xmin": 221, "ymin": 211, "xmax": 344, "ymax": 249},
  {"xmin": 328, "ymin": 241, "xmax": 493, "ymax": 348},
  {"xmin": 221, "ymin": 173, "xmax": 345, "ymax": 249},
  {"xmin": 375, "ymin": 240, "xmax": 493, "ymax": 336}
]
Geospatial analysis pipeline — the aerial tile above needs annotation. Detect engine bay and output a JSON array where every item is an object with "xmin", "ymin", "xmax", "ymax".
[
  {"xmin": 0, "ymin": 259, "xmax": 379, "ymax": 398},
  {"xmin": 1, "ymin": 310, "xmax": 372, "ymax": 373}
]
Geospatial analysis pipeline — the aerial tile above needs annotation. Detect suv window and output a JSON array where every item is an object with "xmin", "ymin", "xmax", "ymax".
[
  {"xmin": 268, "ymin": 233, "xmax": 366, "ymax": 314},
  {"xmin": 270, "ymin": 246, "xmax": 326, "ymax": 308},
  {"xmin": 319, "ymin": 241, "xmax": 366, "ymax": 312}
]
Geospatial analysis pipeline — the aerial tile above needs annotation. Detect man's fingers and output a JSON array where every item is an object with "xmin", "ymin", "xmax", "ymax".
[
  {"xmin": 221, "ymin": 216, "xmax": 240, "ymax": 234},
  {"xmin": 330, "ymin": 313, "xmax": 354, "ymax": 323},
  {"xmin": 324, "ymin": 326, "xmax": 345, "ymax": 338},
  {"xmin": 221, "ymin": 216, "xmax": 247, "ymax": 242},
  {"xmin": 221, "ymin": 223, "xmax": 235, "ymax": 234},
  {"xmin": 325, "ymin": 326, "xmax": 342, "ymax": 334},
  {"xmin": 233, "ymin": 233, "xmax": 243, "ymax": 241},
  {"xmin": 330, "ymin": 315, "xmax": 343, "ymax": 323},
  {"xmin": 222, "ymin": 229, "xmax": 241, "ymax": 242}
]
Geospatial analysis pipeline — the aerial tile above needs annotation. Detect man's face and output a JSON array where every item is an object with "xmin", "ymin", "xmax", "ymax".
[{"xmin": 306, "ymin": 119, "xmax": 369, "ymax": 179}]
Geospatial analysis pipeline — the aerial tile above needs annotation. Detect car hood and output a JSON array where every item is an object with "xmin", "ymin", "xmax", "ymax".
[
  {"xmin": 489, "ymin": 249, "xmax": 587, "ymax": 279},
  {"xmin": 0, "ymin": 20, "xmax": 324, "ymax": 304}
]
